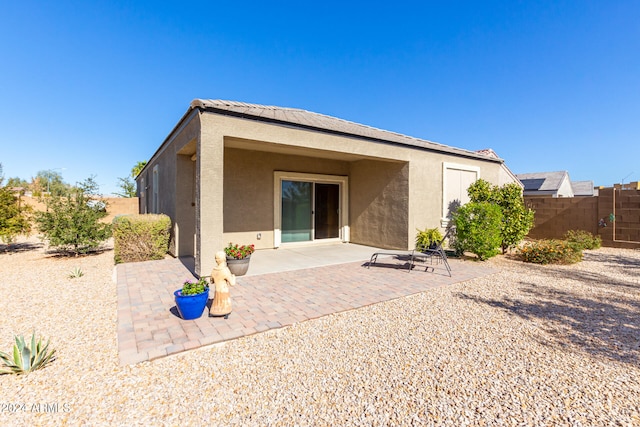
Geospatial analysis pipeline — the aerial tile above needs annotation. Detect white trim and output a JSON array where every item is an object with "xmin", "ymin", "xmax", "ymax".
[
  {"xmin": 441, "ymin": 162, "xmax": 480, "ymax": 223},
  {"xmin": 273, "ymin": 171, "xmax": 349, "ymax": 248}
]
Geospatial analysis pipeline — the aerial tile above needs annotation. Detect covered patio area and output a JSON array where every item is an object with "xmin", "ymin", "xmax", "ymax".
[{"xmin": 116, "ymin": 244, "xmax": 496, "ymax": 365}]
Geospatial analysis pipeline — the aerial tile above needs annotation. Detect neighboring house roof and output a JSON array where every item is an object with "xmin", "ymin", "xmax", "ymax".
[
  {"xmin": 191, "ymin": 99, "xmax": 502, "ymax": 163},
  {"xmin": 571, "ymin": 180, "xmax": 595, "ymax": 196},
  {"xmin": 475, "ymin": 148, "xmax": 523, "ymax": 188},
  {"xmin": 474, "ymin": 148, "xmax": 500, "ymax": 158},
  {"xmin": 516, "ymin": 171, "xmax": 574, "ymax": 197}
]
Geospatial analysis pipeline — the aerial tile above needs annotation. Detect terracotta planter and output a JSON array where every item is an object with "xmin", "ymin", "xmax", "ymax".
[{"xmin": 226, "ymin": 256, "xmax": 251, "ymax": 276}]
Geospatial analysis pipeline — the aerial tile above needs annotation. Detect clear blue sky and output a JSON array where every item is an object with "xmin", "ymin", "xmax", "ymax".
[{"xmin": 1, "ymin": 1, "xmax": 638, "ymax": 195}]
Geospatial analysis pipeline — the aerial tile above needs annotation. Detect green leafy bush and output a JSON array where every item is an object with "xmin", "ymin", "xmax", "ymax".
[
  {"xmin": 0, "ymin": 332, "xmax": 56, "ymax": 375},
  {"xmin": 112, "ymin": 214, "xmax": 171, "ymax": 263},
  {"xmin": 453, "ymin": 202, "xmax": 503, "ymax": 260},
  {"xmin": 467, "ymin": 179, "xmax": 535, "ymax": 253},
  {"xmin": 564, "ymin": 230, "xmax": 602, "ymax": 250},
  {"xmin": 518, "ymin": 239, "xmax": 583, "ymax": 264},
  {"xmin": 35, "ymin": 177, "xmax": 111, "ymax": 255}
]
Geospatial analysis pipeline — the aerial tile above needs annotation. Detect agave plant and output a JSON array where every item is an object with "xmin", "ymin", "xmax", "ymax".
[
  {"xmin": 0, "ymin": 332, "xmax": 56, "ymax": 375},
  {"xmin": 68, "ymin": 267, "xmax": 84, "ymax": 278}
]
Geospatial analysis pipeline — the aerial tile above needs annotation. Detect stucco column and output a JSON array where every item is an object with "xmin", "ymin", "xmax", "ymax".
[{"xmin": 196, "ymin": 115, "xmax": 225, "ymax": 276}]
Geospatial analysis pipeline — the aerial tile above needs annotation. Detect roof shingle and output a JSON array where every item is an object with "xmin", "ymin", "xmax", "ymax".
[{"xmin": 191, "ymin": 99, "xmax": 502, "ymax": 162}]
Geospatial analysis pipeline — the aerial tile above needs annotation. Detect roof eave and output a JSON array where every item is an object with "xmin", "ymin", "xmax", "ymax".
[{"xmin": 193, "ymin": 102, "xmax": 501, "ymax": 164}]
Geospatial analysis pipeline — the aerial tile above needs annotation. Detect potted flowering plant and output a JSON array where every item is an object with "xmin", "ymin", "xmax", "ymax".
[
  {"xmin": 174, "ymin": 277, "xmax": 210, "ymax": 320},
  {"xmin": 224, "ymin": 242, "xmax": 255, "ymax": 276}
]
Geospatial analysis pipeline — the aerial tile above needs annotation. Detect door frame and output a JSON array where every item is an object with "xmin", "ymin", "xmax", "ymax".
[{"xmin": 273, "ymin": 171, "xmax": 349, "ymax": 248}]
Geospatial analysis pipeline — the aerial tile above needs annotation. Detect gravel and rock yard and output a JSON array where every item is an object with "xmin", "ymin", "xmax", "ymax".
[{"xmin": 1, "ymin": 236, "xmax": 639, "ymax": 426}]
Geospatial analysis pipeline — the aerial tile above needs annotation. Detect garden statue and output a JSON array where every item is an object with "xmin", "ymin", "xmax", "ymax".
[{"xmin": 209, "ymin": 250, "xmax": 236, "ymax": 318}]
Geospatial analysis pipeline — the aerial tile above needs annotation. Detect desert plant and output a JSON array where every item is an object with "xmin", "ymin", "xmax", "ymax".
[
  {"xmin": 518, "ymin": 239, "xmax": 583, "ymax": 264},
  {"xmin": 180, "ymin": 277, "xmax": 209, "ymax": 296},
  {"xmin": 35, "ymin": 177, "xmax": 111, "ymax": 255},
  {"xmin": 0, "ymin": 332, "xmax": 56, "ymax": 375},
  {"xmin": 112, "ymin": 214, "xmax": 171, "ymax": 263},
  {"xmin": 564, "ymin": 230, "xmax": 602, "ymax": 250},
  {"xmin": 415, "ymin": 227, "xmax": 443, "ymax": 249},
  {"xmin": 68, "ymin": 267, "xmax": 84, "ymax": 278},
  {"xmin": 453, "ymin": 201, "xmax": 503, "ymax": 260}
]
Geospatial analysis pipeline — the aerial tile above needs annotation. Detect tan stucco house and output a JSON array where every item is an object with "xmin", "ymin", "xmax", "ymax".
[{"xmin": 136, "ymin": 99, "xmax": 518, "ymax": 275}]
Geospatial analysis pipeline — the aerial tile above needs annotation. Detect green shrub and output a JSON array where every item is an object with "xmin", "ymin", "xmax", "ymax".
[
  {"xmin": 453, "ymin": 202, "xmax": 503, "ymax": 260},
  {"xmin": 563, "ymin": 229, "xmax": 602, "ymax": 250},
  {"xmin": 518, "ymin": 239, "xmax": 583, "ymax": 264},
  {"xmin": 112, "ymin": 214, "xmax": 171, "ymax": 263},
  {"xmin": 467, "ymin": 179, "xmax": 535, "ymax": 253},
  {"xmin": 35, "ymin": 177, "xmax": 111, "ymax": 255}
]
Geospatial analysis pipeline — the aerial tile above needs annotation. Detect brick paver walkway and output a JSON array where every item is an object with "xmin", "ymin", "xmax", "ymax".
[{"xmin": 116, "ymin": 255, "xmax": 496, "ymax": 365}]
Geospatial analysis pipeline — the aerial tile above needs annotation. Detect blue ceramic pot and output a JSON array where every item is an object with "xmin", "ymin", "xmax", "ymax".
[{"xmin": 174, "ymin": 288, "xmax": 209, "ymax": 320}]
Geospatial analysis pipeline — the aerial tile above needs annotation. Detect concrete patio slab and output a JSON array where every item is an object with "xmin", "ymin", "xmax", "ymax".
[{"xmin": 116, "ymin": 244, "xmax": 496, "ymax": 365}]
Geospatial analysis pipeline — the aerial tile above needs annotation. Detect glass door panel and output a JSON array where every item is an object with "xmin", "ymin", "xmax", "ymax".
[
  {"xmin": 281, "ymin": 180, "xmax": 312, "ymax": 243},
  {"xmin": 314, "ymin": 183, "xmax": 340, "ymax": 239}
]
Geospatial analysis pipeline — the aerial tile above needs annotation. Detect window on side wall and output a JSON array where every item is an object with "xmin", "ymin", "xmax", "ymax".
[
  {"xmin": 442, "ymin": 162, "xmax": 480, "ymax": 225},
  {"xmin": 140, "ymin": 176, "xmax": 147, "ymax": 214},
  {"xmin": 152, "ymin": 165, "xmax": 159, "ymax": 213}
]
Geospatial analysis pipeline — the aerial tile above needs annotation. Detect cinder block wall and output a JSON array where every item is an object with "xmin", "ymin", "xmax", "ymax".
[
  {"xmin": 525, "ymin": 197, "xmax": 598, "ymax": 239},
  {"xmin": 599, "ymin": 188, "xmax": 640, "ymax": 247},
  {"xmin": 525, "ymin": 189, "xmax": 640, "ymax": 248},
  {"xmin": 21, "ymin": 196, "xmax": 139, "ymax": 223}
]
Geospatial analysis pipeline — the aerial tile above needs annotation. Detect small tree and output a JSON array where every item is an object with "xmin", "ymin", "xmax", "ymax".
[
  {"xmin": 131, "ymin": 160, "xmax": 147, "ymax": 178},
  {"xmin": 115, "ymin": 161, "xmax": 147, "ymax": 197},
  {"xmin": 453, "ymin": 201, "xmax": 502, "ymax": 260},
  {"xmin": 494, "ymin": 183, "xmax": 535, "ymax": 253},
  {"xmin": 0, "ymin": 164, "xmax": 31, "ymax": 244},
  {"xmin": 467, "ymin": 179, "xmax": 534, "ymax": 254},
  {"xmin": 35, "ymin": 177, "xmax": 111, "ymax": 255},
  {"xmin": 114, "ymin": 177, "xmax": 136, "ymax": 198},
  {"xmin": 5, "ymin": 177, "xmax": 30, "ymax": 189},
  {"xmin": 35, "ymin": 170, "xmax": 69, "ymax": 197}
]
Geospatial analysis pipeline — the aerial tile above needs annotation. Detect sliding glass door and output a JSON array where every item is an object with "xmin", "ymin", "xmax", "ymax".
[
  {"xmin": 281, "ymin": 180, "xmax": 312, "ymax": 242},
  {"xmin": 280, "ymin": 180, "xmax": 340, "ymax": 243},
  {"xmin": 314, "ymin": 183, "xmax": 340, "ymax": 239}
]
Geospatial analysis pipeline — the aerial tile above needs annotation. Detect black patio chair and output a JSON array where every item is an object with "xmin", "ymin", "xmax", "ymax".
[
  {"xmin": 413, "ymin": 226, "xmax": 454, "ymax": 276},
  {"xmin": 367, "ymin": 226, "xmax": 454, "ymax": 276}
]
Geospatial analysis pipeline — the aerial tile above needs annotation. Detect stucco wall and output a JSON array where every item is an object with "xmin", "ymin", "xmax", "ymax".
[
  {"xmin": 407, "ymin": 153, "xmax": 502, "ymax": 243},
  {"xmin": 223, "ymin": 147, "xmax": 350, "ymax": 249},
  {"xmin": 136, "ymin": 110, "xmax": 201, "ymax": 257},
  {"xmin": 350, "ymin": 159, "xmax": 409, "ymax": 249},
  {"xmin": 144, "ymin": 109, "xmax": 510, "ymax": 275}
]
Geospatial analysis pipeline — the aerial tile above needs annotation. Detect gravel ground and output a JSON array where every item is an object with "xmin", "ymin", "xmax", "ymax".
[{"xmin": 1, "ymin": 236, "xmax": 639, "ymax": 426}]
